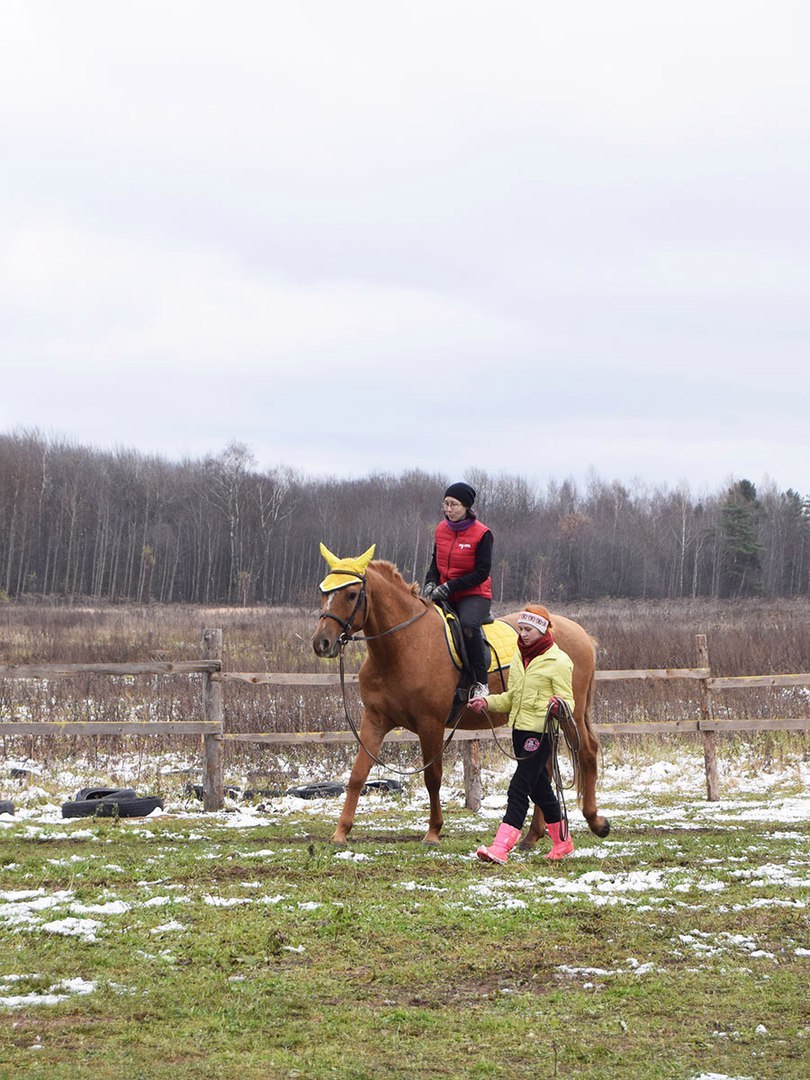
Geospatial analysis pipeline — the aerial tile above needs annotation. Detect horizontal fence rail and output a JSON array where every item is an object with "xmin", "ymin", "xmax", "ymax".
[
  {"xmin": 594, "ymin": 667, "xmax": 711, "ymax": 681},
  {"xmin": 0, "ymin": 662, "xmax": 220, "ymax": 678},
  {"xmin": 0, "ymin": 722, "xmax": 222, "ymax": 736},
  {"xmin": 1, "ymin": 631, "xmax": 808, "ymax": 810}
]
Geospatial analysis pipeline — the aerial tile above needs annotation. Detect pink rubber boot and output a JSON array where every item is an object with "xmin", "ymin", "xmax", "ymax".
[
  {"xmin": 477, "ymin": 823, "xmax": 522, "ymax": 865},
  {"xmin": 545, "ymin": 820, "xmax": 574, "ymax": 860}
]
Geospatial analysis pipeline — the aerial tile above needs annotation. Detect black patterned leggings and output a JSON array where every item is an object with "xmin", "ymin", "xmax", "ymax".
[{"xmin": 503, "ymin": 729, "xmax": 561, "ymax": 830}]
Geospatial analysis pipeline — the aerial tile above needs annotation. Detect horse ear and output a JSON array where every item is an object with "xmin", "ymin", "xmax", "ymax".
[
  {"xmin": 319, "ymin": 542, "xmax": 340, "ymax": 569},
  {"xmin": 355, "ymin": 544, "xmax": 376, "ymax": 572}
]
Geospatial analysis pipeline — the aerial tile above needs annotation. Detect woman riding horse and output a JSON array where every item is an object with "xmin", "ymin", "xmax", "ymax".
[{"xmin": 423, "ymin": 481, "xmax": 493, "ymax": 701}]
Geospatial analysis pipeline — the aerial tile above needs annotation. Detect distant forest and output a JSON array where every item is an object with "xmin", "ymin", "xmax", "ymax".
[{"xmin": 1, "ymin": 431, "xmax": 808, "ymax": 605}]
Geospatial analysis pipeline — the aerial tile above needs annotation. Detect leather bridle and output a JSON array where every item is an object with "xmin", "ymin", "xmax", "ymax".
[
  {"xmin": 317, "ymin": 571, "xmax": 370, "ymax": 645},
  {"xmin": 318, "ymin": 572, "xmax": 429, "ymax": 647}
]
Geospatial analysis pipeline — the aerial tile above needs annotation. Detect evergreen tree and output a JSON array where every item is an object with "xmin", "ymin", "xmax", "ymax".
[{"xmin": 719, "ymin": 480, "xmax": 764, "ymax": 597}]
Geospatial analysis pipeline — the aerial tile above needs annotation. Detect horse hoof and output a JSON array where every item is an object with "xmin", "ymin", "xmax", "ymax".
[
  {"xmin": 330, "ymin": 838, "xmax": 348, "ymax": 848},
  {"xmin": 518, "ymin": 837, "xmax": 539, "ymax": 852},
  {"xmin": 587, "ymin": 817, "xmax": 610, "ymax": 839},
  {"xmin": 422, "ymin": 839, "xmax": 441, "ymax": 849}
]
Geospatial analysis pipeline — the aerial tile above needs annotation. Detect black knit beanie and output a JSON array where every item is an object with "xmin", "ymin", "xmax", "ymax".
[{"xmin": 444, "ymin": 482, "xmax": 476, "ymax": 508}]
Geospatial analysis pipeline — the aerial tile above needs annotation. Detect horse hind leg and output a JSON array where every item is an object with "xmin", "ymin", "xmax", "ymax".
[
  {"xmin": 579, "ymin": 731, "xmax": 610, "ymax": 838},
  {"xmin": 575, "ymin": 676, "xmax": 610, "ymax": 837},
  {"xmin": 518, "ymin": 805, "xmax": 547, "ymax": 852},
  {"xmin": 519, "ymin": 759, "xmax": 609, "ymax": 849}
]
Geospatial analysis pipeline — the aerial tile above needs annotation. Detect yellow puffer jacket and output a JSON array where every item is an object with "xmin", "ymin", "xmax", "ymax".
[{"xmin": 485, "ymin": 642, "xmax": 575, "ymax": 732}]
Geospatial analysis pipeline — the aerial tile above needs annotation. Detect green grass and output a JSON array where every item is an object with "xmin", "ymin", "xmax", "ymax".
[{"xmin": 1, "ymin": 781, "xmax": 808, "ymax": 1080}]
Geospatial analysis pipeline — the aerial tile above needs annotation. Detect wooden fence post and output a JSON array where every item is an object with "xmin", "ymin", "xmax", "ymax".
[
  {"xmin": 202, "ymin": 629, "xmax": 224, "ymax": 811},
  {"xmin": 696, "ymin": 634, "xmax": 720, "ymax": 801},
  {"xmin": 462, "ymin": 739, "xmax": 482, "ymax": 811}
]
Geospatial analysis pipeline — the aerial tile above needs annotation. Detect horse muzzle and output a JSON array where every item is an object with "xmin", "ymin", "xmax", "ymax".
[{"xmin": 312, "ymin": 623, "xmax": 341, "ymax": 658}]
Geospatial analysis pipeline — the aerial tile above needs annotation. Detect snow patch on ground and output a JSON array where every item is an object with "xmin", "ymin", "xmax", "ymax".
[{"xmin": 0, "ymin": 975, "xmax": 97, "ymax": 1010}]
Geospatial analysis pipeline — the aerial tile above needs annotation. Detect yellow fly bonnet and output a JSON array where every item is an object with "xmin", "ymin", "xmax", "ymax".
[{"xmin": 318, "ymin": 542, "xmax": 376, "ymax": 593}]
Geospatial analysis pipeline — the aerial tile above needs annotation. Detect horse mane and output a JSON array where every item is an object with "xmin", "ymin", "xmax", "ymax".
[{"xmin": 369, "ymin": 559, "xmax": 421, "ymax": 597}]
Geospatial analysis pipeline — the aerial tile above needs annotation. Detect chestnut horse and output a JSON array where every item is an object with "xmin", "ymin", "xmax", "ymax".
[{"xmin": 312, "ymin": 546, "xmax": 609, "ymax": 848}]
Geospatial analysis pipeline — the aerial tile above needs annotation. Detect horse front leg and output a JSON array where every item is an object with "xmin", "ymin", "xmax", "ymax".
[
  {"xmin": 332, "ymin": 715, "xmax": 389, "ymax": 846},
  {"xmin": 418, "ymin": 729, "xmax": 445, "ymax": 847}
]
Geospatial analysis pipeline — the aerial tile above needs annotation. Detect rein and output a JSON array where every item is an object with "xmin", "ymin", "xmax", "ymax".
[
  {"xmin": 549, "ymin": 703, "xmax": 580, "ymax": 841},
  {"xmin": 479, "ymin": 697, "xmax": 580, "ymax": 764},
  {"xmin": 337, "ymin": 645, "xmax": 469, "ymax": 777}
]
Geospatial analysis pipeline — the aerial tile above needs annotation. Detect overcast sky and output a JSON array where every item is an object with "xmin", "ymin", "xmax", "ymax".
[{"xmin": 2, "ymin": 1, "xmax": 808, "ymax": 497}]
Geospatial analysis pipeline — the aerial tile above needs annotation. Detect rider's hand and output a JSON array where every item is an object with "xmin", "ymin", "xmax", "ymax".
[
  {"xmin": 467, "ymin": 697, "xmax": 488, "ymax": 713},
  {"xmin": 432, "ymin": 583, "xmax": 451, "ymax": 602},
  {"xmin": 422, "ymin": 582, "xmax": 435, "ymax": 599},
  {"xmin": 548, "ymin": 696, "xmax": 564, "ymax": 717}
]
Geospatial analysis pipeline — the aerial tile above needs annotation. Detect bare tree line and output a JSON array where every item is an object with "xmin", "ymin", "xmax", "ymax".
[{"xmin": 1, "ymin": 431, "xmax": 808, "ymax": 605}]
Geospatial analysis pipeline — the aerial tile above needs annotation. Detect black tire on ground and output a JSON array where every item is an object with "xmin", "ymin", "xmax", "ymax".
[
  {"xmin": 361, "ymin": 779, "xmax": 403, "ymax": 794},
  {"xmin": 0, "ymin": 800, "xmax": 14, "ymax": 815},
  {"xmin": 61, "ymin": 795, "xmax": 164, "ymax": 819},
  {"xmin": 184, "ymin": 783, "xmax": 242, "ymax": 799},
  {"xmin": 75, "ymin": 787, "xmax": 137, "ymax": 801},
  {"xmin": 284, "ymin": 782, "xmax": 345, "ymax": 800},
  {"xmin": 243, "ymin": 787, "xmax": 284, "ymax": 799}
]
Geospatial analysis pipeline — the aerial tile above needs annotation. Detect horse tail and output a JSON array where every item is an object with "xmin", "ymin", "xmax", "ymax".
[
  {"xmin": 583, "ymin": 664, "xmax": 599, "ymax": 746},
  {"xmin": 575, "ymin": 635, "xmax": 600, "ymax": 806}
]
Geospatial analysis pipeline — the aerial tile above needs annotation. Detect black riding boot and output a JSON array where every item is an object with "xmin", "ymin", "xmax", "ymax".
[{"xmin": 463, "ymin": 626, "xmax": 489, "ymax": 691}]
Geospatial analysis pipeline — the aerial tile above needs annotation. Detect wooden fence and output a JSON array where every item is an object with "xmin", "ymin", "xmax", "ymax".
[{"xmin": 1, "ymin": 631, "xmax": 808, "ymax": 811}]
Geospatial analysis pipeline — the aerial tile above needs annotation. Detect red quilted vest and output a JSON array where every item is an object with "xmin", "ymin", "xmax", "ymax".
[{"xmin": 434, "ymin": 519, "xmax": 492, "ymax": 600}]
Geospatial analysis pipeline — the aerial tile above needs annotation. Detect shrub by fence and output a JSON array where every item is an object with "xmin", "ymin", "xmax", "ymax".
[{"xmin": 1, "ymin": 631, "xmax": 808, "ymax": 811}]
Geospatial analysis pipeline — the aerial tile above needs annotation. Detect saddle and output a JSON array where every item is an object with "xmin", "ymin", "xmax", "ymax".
[{"xmin": 434, "ymin": 605, "xmax": 517, "ymax": 716}]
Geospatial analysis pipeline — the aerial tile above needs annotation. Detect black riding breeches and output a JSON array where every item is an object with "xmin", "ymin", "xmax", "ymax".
[{"xmin": 451, "ymin": 594, "xmax": 490, "ymax": 685}]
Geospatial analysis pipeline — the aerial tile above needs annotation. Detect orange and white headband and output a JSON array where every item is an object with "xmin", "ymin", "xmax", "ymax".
[{"xmin": 517, "ymin": 611, "xmax": 549, "ymax": 634}]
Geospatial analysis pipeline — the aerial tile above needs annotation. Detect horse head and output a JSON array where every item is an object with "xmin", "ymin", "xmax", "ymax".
[{"xmin": 312, "ymin": 543, "xmax": 376, "ymax": 657}]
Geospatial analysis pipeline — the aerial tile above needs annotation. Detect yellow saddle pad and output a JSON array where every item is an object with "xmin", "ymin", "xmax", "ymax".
[{"xmin": 438, "ymin": 609, "xmax": 517, "ymax": 674}]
